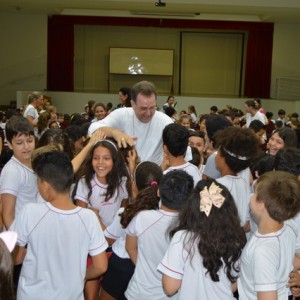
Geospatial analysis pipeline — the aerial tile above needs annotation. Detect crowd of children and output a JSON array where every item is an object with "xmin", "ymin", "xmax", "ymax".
[{"xmin": 1, "ymin": 85, "xmax": 300, "ymax": 300}]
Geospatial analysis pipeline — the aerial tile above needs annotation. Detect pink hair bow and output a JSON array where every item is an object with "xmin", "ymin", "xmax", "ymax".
[{"xmin": 199, "ymin": 182, "xmax": 225, "ymax": 217}]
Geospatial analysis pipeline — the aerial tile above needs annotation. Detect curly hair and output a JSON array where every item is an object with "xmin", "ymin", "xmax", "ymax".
[
  {"xmin": 74, "ymin": 139, "xmax": 130, "ymax": 202},
  {"xmin": 120, "ymin": 161, "xmax": 162, "ymax": 228},
  {"xmin": 215, "ymin": 126, "xmax": 260, "ymax": 174},
  {"xmin": 170, "ymin": 179, "xmax": 246, "ymax": 282}
]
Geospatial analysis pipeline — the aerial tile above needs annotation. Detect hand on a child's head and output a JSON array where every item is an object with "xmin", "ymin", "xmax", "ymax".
[{"xmin": 90, "ymin": 129, "xmax": 106, "ymax": 144}]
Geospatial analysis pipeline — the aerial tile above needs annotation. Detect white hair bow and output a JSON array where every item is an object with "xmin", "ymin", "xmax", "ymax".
[{"xmin": 199, "ymin": 182, "xmax": 225, "ymax": 217}]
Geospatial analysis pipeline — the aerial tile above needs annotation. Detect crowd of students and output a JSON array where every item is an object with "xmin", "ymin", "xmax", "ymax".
[{"xmin": 1, "ymin": 81, "xmax": 300, "ymax": 300}]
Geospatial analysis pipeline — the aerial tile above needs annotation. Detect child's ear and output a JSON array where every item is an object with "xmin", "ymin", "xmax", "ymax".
[{"xmin": 163, "ymin": 145, "xmax": 168, "ymax": 154}]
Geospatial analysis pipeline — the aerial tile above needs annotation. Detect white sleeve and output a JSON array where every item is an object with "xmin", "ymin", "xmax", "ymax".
[
  {"xmin": 87, "ymin": 211, "xmax": 109, "ymax": 256},
  {"xmin": 157, "ymin": 231, "xmax": 187, "ymax": 280},
  {"xmin": 12, "ymin": 204, "xmax": 31, "ymax": 246},
  {"xmin": 0, "ymin": 164, "xmax": 23, "ymax": 196},
  {"xmin": 125, "ymin": 214, "xmax": 139, "ymax": 236},
  {"xmin": 104, "ymin": 208, "xmax": 124, "ymax": 240},
  {"xmin": 253, "ymin": 241, "xmax": 279, "ymax": 292},
  {"xmin": 88, "ymin": 109, "xmax": 124, "ymax": 136},
  {"xmin": 74, "ymin": 178, "xmax": 89, "ymax": 203}
]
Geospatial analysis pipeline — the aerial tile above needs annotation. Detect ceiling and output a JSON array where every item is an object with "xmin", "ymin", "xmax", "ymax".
[{"xmin": 1, "ymin": 0, "xmax": 300, "ymax": 23}]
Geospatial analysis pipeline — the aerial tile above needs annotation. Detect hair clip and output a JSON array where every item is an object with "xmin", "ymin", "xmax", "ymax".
[
  {"xmin": 199, "ymin": 182, "xmax": 225, "ymax": 217},
  {"xmin": 150, "ymin": 181, "xmax": 158, "ymax": 186}
]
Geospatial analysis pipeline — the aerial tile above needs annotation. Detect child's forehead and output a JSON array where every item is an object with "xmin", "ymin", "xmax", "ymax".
[
  {"xmin": 13, "ymin": 133, "xmax": 34, "ymax": 139},
  {"xmin": 189, "ymin": 136, "xmax": 204, "ymax": 143}
]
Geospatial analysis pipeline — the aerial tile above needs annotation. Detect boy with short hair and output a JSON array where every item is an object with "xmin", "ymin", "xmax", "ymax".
[
  {"xmin": 0, "ymin": 116, "xmax": 37, "ymax": 230},
  {"xmin": 12, "ymin": 151, "xmax": 108, "ymax": 300},
  {"xmin": 125, "ymin": 170, "xmax": 194, "ymax": 300},
  {"xmin": 238, "ymin": 171, "xmax": 300, "ymax": 300},
  {"xmin": 162, "ymin": 123, "xmax": 202, "ymax": 186}
]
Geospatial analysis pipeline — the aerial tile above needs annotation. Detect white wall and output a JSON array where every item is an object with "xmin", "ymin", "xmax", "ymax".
[
  {"xmin": 1, "ymin": 15, "xmax": 300, "ymax": 110},
  {"xmin": 0, "ymin": 12, "xmax": 47, "ymax": 105},
  {"xmin": 17, "ymin": 90, "xmax": 298, "ymax": 117},
  {"xmin": 271, "ymin": 23, "xmax": 300, "ymax": 98}
]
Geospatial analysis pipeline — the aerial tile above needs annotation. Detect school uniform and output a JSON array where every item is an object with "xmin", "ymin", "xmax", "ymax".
[
  {"xmin": 0, "ymin": 156, "xmax": 39, "ymax": 227},
  {"xmin": 217, "ymin": 175, "xmax": 250, "ymax": 227},
  {"xmin": 125, "ymin": 209, "xmax": 178, "ymax": 300},
  {"xmin": 12, "ymin": 202, "xmax": 108, "ymax": 300},
  {"xmin": 164, "ymin": 162, "xmax": 202, "ymax": 187},
  {"xmin": 158, "ymin": 230, "xmax": 238, "ymax": 300},
  {"xmin": 102, "ymin": 207, "xmax": 135, "ymax": 299},
  {"xmin": 75, "ymin": 175, "xmax": 128, "ymax": 227},
  {"xmin": 238, "ymin": 220, "xmax": 300, "ymax": 300}
]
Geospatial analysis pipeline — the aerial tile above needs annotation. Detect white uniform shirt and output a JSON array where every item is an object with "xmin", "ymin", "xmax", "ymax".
[
  {"xmin": 88, "ymin": 108, "xmax": 172, "ymax": 165},
  {"xmin": 164, "ymin": 162, "xmax": 202, "ymax": 187},
  {"xmin": 245, "ymin": 111, "xmax": 267, "ymax": 128},
  {"xmin": 23, "ymin": 103, "xmax": 39, "ymax": 123},
  {"xmin": 217, "ymin": 175, "xmax": 250, "ymax": 227},
  {"xmin": 75, "ymin": 175, "xmax": 128, "ymax": 227},
  {"xmin": 104, "ymin": 207, "xmax": 129, "ymax": 259},
  {"xmin": 125, "ymin": 209, "xmax": 178, "ymax": 300},
  {"xmin": 12, "ymin": 202, "xmax": 108, "ymax": 300},
  {"xmin": 158, "ymin": 230, "xmax": 237, "ymax": 300},
  {"xmin": 238, "ymin": 221, "xmax": 300, "ymax": 300},
  {"xmin": 0, "ymin": 156, "xmax": 38, "ymax": 227}
]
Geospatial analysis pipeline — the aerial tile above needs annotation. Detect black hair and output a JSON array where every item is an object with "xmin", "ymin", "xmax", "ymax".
[
  {"xmin": 205, "ymin": 114, "xmax": 232, "ymax": 143},
  {"xmin": 215, "ymin": 127, "xmax": 259, "ymax": 174},
  {"xmin": 271, "ymin": 127, "xmax": 298, "ymax": 148},
  {"xmin": 5, "ymin": 116, "xmax": 34, "ymax": 143},
  {"xmin": 120, "ymin": 161, "xmax": 163, "ymax": 228},
  {"xmin": 266, "ymin": 111, "xmax": 274, "ymax": 119},
  {"xmin": 165, "ymin": 107, "xmax": 176, "ymax": 118},
  {"xmin": 119, "ymin": 87, "xmax": 132, "ymax": 107},
  {"xmin": 159, "ymin": 170, "xmax": 194, "ymax": 210},
  {"xmin": 32, "ymin": 151, "xmax": 74, "ymax": 193},
  {"xmin": 170, "ymin": 179, "xmax": 246, "ymax": 282},
  {"xmin": 189, "ymin": 130, "xmax": 206, "ymax": 141},
  {"xmin": 252, "ymin": 153, "xmax": 275, "ymax": 177},
  {"xmin": 278, "ymin": 109, "xmax": 286, "ymax": 115},
  {"xmin": 249, "ymin": 120, "xmax": 266, "ymax": 133},
  {"xmin": 162, "ymin": 123, "xmax": 189, "ymax": 157},
  {"xmin": 210, "ymin": 105, "xmax": 218, "ymax": 112},
  {"xmin": 274, "ymin": 147, "xmax": 300, "ymax": 176},
  {"xmin": 65, "ymin": 125, "xmax": 84, "ymax": 143},
  {"xmin": 74, "ymin": 139, "xmax": 130, "ymax": 202}
]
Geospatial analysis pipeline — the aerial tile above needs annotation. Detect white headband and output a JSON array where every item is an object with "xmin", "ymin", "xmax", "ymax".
[
  {"xmin": 223, "ymin": 148, "xmax": 249, "ymax": 161},
  {"xmin": 95, "ymin": 139, "xmax": 118, "ymax": 152}
]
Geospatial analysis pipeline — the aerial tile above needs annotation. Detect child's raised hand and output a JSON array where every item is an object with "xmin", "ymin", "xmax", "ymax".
[{"xmin": 90, "ymin": 129, "xmax": 106, "ymax": 144}]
